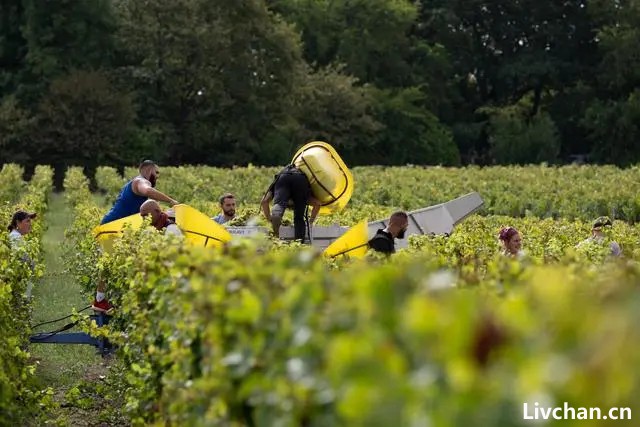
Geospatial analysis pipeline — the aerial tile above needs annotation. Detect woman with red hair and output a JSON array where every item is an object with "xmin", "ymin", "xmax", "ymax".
[{"xmin": 498, "ymin": 226, "xmax": 523, "ymax": 258}]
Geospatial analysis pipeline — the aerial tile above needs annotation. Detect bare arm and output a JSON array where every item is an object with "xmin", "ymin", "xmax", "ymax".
[
  {"xmin": 261, "ymin": 191, "xmax": 273, "ymax": 221},
  {"xmin": 132, "ymin": 178, "xmax": 179, "ymax": 205},
  {"xmin": 309, "ymin": 197, "xmax": 321, "ymax": 224}
]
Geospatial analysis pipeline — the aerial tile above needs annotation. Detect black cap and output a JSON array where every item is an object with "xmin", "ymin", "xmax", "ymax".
[
  {"xmin": 8, "ymin": 210, "xmax": 36, "ymax": 231},
  {"xmin": 12, "ymin": 210, "xmax": 37, "ymax": 222},
  {"xmin": 593, "ymin": 216, "xmax": 612, "ymax": 228}
]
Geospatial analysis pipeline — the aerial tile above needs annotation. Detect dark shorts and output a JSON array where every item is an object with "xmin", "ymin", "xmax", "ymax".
[{"xmin": 273, "ymin": 170, "xmax": 310, "ymax": 211}]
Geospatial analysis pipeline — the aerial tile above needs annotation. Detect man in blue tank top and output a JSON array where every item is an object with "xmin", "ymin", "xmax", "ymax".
[{"xmin": 100, "ymin": 160, "xmax": 179, "ymax": 225}]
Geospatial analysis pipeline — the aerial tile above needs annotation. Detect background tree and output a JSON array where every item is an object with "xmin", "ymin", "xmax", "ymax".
[
  {"xmin": 0, "ymin": 96, "xmax": 33, "ymax": 164},
  {"xmin": 581, "ymin": 0, "xmax": 640, "ymax": 164},
  {"xmin": 34, "ymin": 70, "xmax": 136, "ymax": 186},
  {"xmin": 19, "ymin": 0, "xmax": 116, "ymax": 103},
  {"xmin": 113, "ymin": 0, "xmax": 307, "ymax": 165},
  {"xmin": 415, "ymin": 0, "xmax": 600, "ymax": 162},
  {"xmin": 0, "ymin": 0, "xmax": 28, "ymax": 97},
  {"xmin": 271, "ymin": 0, "xmax": 458, "ymax": 165},
  {"xmin": 1, "ymin": 0, "xmax": 640, "ymax": 169},
  {"xmin": 280, "ymin": 65, "xmax": 381, "ymax": 165}
]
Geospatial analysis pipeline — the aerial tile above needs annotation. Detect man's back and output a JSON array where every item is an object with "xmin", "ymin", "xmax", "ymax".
[{"xmin": 101, "ymin": 179, "xmax": 147, "ymax": 224}]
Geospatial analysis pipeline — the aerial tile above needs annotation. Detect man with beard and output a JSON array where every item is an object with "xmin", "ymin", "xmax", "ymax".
[
  {"xmin": 368, "ymin": 211, "xmax": 409, "ymax": 254},
  {"xmin": 100, "ymin": 160, "xmax": 179, "ymax": 224},
  {"xmin": 212, "ymin": 193, "xmax": 237, "ymax": 224}
]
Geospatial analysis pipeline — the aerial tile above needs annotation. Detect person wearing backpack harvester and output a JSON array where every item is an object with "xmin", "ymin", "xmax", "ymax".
[
  {"xmin": 261, "ymin": 165, "xmax": 320, "ymax": 241},
  {"xmin": 368, "ymin": 211, "xmax": 409, "ymax": 254}
]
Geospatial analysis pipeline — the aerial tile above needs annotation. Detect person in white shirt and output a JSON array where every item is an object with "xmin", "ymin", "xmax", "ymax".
[
  {"xmin": 576, "ymin": 216, "xmax": 621, "ymax": 257},
  {"xmin": 7, "ymin": 210, "xmax": 36, "ymax": 246},
  {"xmin": 7, "ymin": 210, "xmax": 37, "ymax": 298}
]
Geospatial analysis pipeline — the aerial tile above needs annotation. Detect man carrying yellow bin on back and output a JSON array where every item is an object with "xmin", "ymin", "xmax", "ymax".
[
  {"xmin": 261, "ymin": 141, "xmax": 354, "ymax": 242},
  {"xmin": 261, "ymin": 165, "xmax": 321, "ymax": 241}
]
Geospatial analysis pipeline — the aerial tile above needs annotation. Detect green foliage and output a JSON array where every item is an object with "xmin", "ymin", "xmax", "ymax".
[
  {"xmin": 0, "ymin": 163, "xmax": 25, "ymax": 204},
  {"xmin": 59, "ymin": 164, "xmax": 640, "ymax": 425},
  {"xmin": 3, "ymin": 0, "xmax": 640, "ymax": 166},
  {"xmin": 97, "ymin": 164, "xmax": 640, "ymax": 223},
  {"xmin": 0, "ymin": 0, "xmax": 27, "ymax": 96},
  {"xmin": 272, "ymin": 0, "xmax": 419, "ymax": 87},
  {"xmin": 34, "ymin": 70, "xmax": 136, "ymax": 170},
  {"xmin": 114, "ymin": 0, "xmax": 306, "ymax": 165},
  {"xmin": 62, "ymin": 167, "xmax": 101, "ymax": 295},
  {"xmin": 581, "ymin": 2, "xmax": 640, "ymax": 165},
  {"xmin": 593, "ymin": 0, "xmax": 640, "ymax": 93},
  {"xmin": 369, "ymin": 87, "xmax": 460, "ymax": 165},
  {"xmin": 283, "ymin": 65, "xmax": 381, "ymax": 160},
  {"xmin": 583, "ymin": 90, "xmax": 640, "ymax": 165},
  {"xmin": 488, "ymin": 110, "xmax": 561, "ymax": 165},
  {"xmin": 69, "ymin": 215, "xmax": 640, "ymax": 426},
  {"xmin": 0, "ymin": 165, "xmax": 55, "ymax": 424},
  {"xmin": 20, "ymin": 0, "xmax": 116, "ymax": 101},
  {"xmin": 410, "ymin": 215, "xmax": 639, "ymax": 266},
  {"xmin": 0, "ymin": 96, "xmax": 34, "ymax": 164},
  {"xmin": 61, "ymin": 376, "xmax": 128, "ymax": 425},
  {"xmin": 95, "ymin": 166, "xmax": 126, "ymax": 205},
  {"xmin": 273, "ymin": 0, "xmax": 458, "ymax": 166}
]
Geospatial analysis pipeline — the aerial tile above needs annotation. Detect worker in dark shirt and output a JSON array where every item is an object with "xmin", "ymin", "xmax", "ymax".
[
  {"xmin": 368, "ymin": 211, "xmax": 409, "ymax": 254},
  {"xmin": 261, "ymin": 165, "xmax": 320, "ymax": 241}
]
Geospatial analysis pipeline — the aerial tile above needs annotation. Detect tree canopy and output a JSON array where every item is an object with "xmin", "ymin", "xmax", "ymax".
[{"xmin": 0, "ymin": 0, "xmax": 637, "ymax": 170}]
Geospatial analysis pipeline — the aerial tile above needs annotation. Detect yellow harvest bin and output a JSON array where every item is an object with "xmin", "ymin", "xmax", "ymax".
[
  {"xmin": 174, "ymin": 204, "xmax": 232, "ymax": 248},
  {"xmin": 323, "ymin": 219, "xmax": 369, "ymax": 259},
  {"xmin": 292, "ymin": 141, "xmax": 354, "ymax": 215},
  {"xmin": 93, "ymin": 213, "xmax": 144, "ymax": 252},
  {"xmin": 94, "ymin": 204, "xmax": 232, "ymax": 250}
]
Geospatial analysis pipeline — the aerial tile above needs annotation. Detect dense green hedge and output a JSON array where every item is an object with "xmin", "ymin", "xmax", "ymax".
[
  {"xmin": 75, "ymin": 231, "xmax": 640, "ymax": 427},
  {"xmin": 0, "ymin": 165, "xmax": 54, "ymax": 424},
  {"xmin": 0, "ymin": 164, "xmax": 26, "ymax": 204},
  {"xmin": 63, "ymin": 167, "xmax": 102, "ymax": 296},
  {"xmin": 66, "ymin": 165, "xmax": 640, "ymax": 426},
  {"xmin": 94, "ymin": 164, "xmax": 640, "ymax": 224}
]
